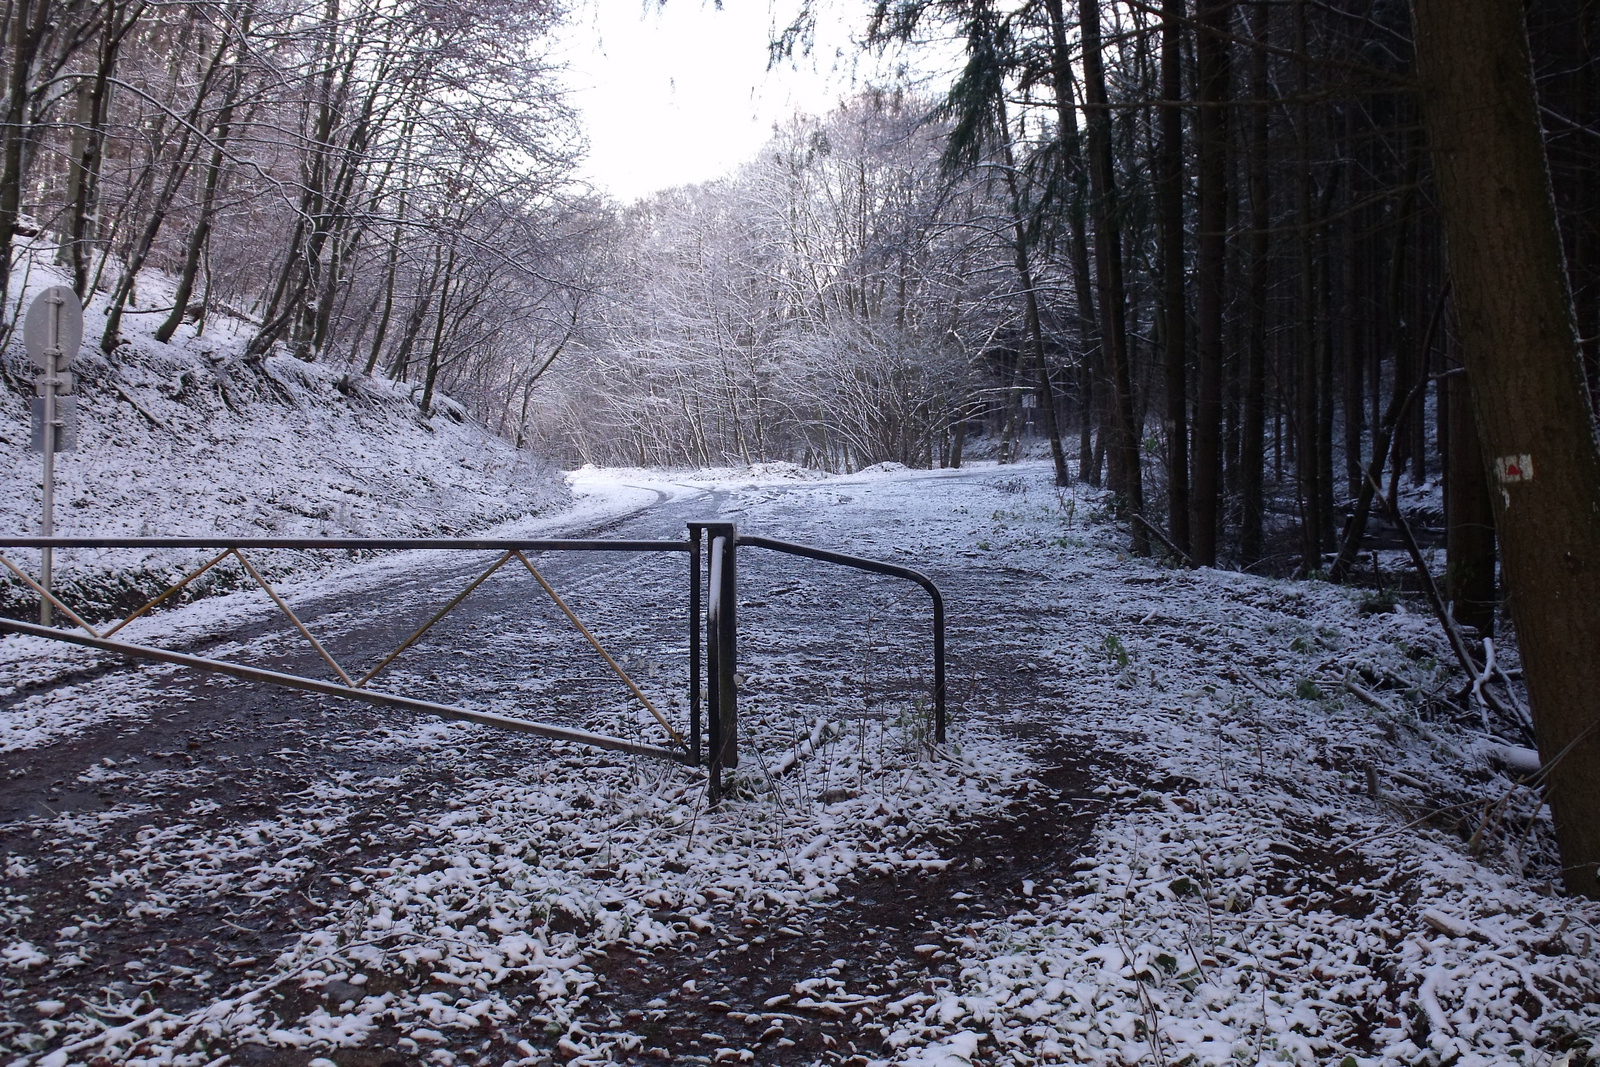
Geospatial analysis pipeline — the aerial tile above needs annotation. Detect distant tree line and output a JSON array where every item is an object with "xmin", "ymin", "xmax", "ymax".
[{"xmin": 534, "ymin": 99, "xmax": 1012, "ymax": 471}]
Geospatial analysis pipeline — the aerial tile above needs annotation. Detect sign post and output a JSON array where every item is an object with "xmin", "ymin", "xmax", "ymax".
[{"xmin": 23, "ymin": 286, "xmax": 83, "ymax": 624}]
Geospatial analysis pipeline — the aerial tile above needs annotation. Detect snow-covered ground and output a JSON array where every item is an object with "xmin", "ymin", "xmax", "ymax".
[{"xmin": 2, "ymin": 462, "xmax": 1597, "ymax": 1067}]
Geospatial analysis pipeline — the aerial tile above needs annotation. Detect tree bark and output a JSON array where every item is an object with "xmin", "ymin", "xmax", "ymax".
[
  {"xmin": 1191, "ymin": 0, "xmax": 1230, "ymax": 566},
  {"xmin": 994, "ymin": 74, "xmax": 1069, "ymax": 486},
  {"xmin": 0, "ymin": 0, "xmax": 52, "ymax": 325},
  {"xmin": 65, "ymin": 0, "xmax": 146, "ymax": 298},
  {"xmin": 1157, "ymin": 0, "xmax": 1189, "ymax": 555},
  {"xmin": 1043, "ymin": 0, "xmax": 1101, "ymax": 486},
  {"xmin": 1341, "ymin": 107, "xmax": 1365, "ymax": 501},
  {"xmin": 103, "ymin": 13, "xmax": 234, "ymax": 351},
  {"xmin": 1239, "ymin": 0, "xmax": 1269, "ymax": 565},
  {"xmin": 1079, "ymin": 0, "xmax": 1147, "ymax": 552},
  {"xmin": 363, "ymin": 155, "xmax": 410, "ymax": 374},
  {"xmin": 419, "ymin": 245, "xmax": 457, "ymax": 416},
  {"xmin": 1412, "ymin": 0, "xmax": 1600, "ymax": 898},
  {"xmin": 155, "ymin": 89, "xmax": 235, "ymax": 345}
]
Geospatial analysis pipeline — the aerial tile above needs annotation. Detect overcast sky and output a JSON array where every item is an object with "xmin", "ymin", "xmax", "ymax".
[{"xmin": 552, "ymin": 1, "xmax": 937, "ymax": 203}]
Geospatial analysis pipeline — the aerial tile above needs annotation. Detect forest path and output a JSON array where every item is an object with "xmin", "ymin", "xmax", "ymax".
[{"xmin": 1, "ymin": 461, "xmax": 1103, "ymax": 1066}]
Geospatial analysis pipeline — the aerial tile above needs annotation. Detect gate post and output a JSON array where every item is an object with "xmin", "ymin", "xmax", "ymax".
[
  {"xmin": 688, "ymin": 525, "xmax": 701, "ymax": 766},
  {"xmin": 718, "ymin": 528, "xmax": 737, "ymax": 772},
  {"xmin": 691, "ymin": 522, "xmax": 737, "ymax": 802}
]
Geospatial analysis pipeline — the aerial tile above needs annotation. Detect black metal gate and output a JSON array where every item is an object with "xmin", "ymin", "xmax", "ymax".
[{"xmin": 0, "ymin": 525, "xmax": 945, "ymax": 801}]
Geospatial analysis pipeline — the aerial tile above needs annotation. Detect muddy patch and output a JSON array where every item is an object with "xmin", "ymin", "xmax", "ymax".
[{"xmin": 580, "ymin": 745, "xmax": 1116, "ymax": 1065}]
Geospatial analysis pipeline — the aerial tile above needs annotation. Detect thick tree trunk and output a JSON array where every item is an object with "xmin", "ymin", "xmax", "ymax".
[
  {"xmin": 389, "ymin": 245, "xmax": 443, "ymax": 382},
  {"xmin": 364, "ymin": 186, "xmax": 408, "ymax": 374},
  {"xmin": 1412, "ymin": 0, "xmax": 1600, "ymax": 898},
  {"xmin": 1316, "ymin": 249, "xmax": 1335, "ymax": 551},
  {"xmin": 1575, "ymin": 4, "xmax": 1600, "ymax": 418},
  {"xmin": 66, "ymin": 0, "xmax": 145, "ymax": 298},
  {"xmin": 1078, "ymin": 358, "xmax": 1098, "ymax": 484},
  {"xmin": 1157, "ymin": 0, "xmax": 1189, "ymax": 555},
  {"xmin": 1191, "ymin": 0, "xmax": 1231, "ymax": 566},
  {"xmin": 1079, "ymin": 0, "xmax": 1147, "ymax": 553},
  {"xmin": 1295, "ymin": 222, "xmax": 1321, "ymax": 572},
  {"xmin": 419, "ymin": 246, "xmax": 456, "ymax": 416},
  {"xmin": 1444, "ymin": 367, "xmax": 1497, "ymax": 635},
  {"xmin": 1341, "ymin": 110, "xmax": 1365, "ymax": 501},
  {"xmin": 1240, "ymin": 0, "xmax": 1269, "ymax": 565},
  {"xmin": 996, "ymin": 103, "xmax": 1070, "ymax": 486},
  {"xmin": 1388, "ymin": 149, "xmax": 1421, "ymax": 481},
  {"xmin": 156, "ymin": 13, "xmax": 251, "ymax": 346},
  {"xmin": 1014, "ymin": 235, "xmax": 1071, "ymax": 486},
  {"xmin": 0, "ymin": 0, "xmax": 51, "ymax": 325},
  {"xmin": 58, "ymin": 84, "xmax": 91, "ymax": 259},
  {"xmin": 1293, "ymin": 2, "xmax": 1321, "ymax": 573},
  {"xmin": 103, "ymin": 16, "xmax": 234, "ymax": 352},
  {"xmin": 1043, "ymin": 0, "xmax": 1101, "ymax": 486},
  {"xmin": 156, "ymin": 131, "xmax": 229, "ymax": 343}
]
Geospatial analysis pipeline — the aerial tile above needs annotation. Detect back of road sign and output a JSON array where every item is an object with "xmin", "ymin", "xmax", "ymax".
[
  {"xmin": 23, "ymin": 286, "xmax": 83, "ymax": 370},
  {"xmin": 30, "ymin": 396, "xmax": 77, "ymax": 452}
]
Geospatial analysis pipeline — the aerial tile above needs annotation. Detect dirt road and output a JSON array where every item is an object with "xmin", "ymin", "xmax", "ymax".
[{"xmin": 1, "ymin": 469, "xmax": 1104, "ymax": 1066}]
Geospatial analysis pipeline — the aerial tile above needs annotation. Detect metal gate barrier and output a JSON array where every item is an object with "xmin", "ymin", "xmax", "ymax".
[{"xmin": 0, "ymin": 525, "xmax": 945, "ymax": 802}]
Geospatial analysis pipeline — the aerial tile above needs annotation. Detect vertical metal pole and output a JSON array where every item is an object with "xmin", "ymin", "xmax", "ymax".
[
  {"xmin": 706, "ymin": 535, "xmax": 725, "ymax": 804},
  {"xmin": 688, "ymin": 525, "xmax": 701, "ymax": 766},
  {"xmin": 933, "ymin": 594, "xmax": 946, "ymax": 744},
  {"xmin": 39, "ymin": 292, "xmax": 60, "ymax": 626},
  {"xmin": 719, "ymin": 530, "xmax": 737, "ymax": 769},
  {"xmin": 694, "ymin": 522, "xmax": 738, "ymax": 800}
]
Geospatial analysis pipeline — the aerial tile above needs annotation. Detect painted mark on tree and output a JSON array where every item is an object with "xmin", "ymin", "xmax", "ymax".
[{"xmin": 1496, "ymin": 454, "xmax": 1534, "ymax": 484}]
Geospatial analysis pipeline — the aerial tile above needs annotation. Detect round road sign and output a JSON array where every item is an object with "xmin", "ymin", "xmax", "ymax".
[{"xmin": 24, "ymin": 286, "xmax": 84, "ymax": 371}]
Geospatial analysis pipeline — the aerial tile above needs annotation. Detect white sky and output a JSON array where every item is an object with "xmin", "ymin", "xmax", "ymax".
[{"xmin": 552, "ymin": 1, "xmax": 931, "ymax": 203}]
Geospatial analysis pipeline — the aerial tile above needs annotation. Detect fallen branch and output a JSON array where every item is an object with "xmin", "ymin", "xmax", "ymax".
[
  {"xmin": 773, "ymin": 718, "xmax": 840, "ymax": 777},
  {"xmin": 1476, "ymin": 741, "xmax": 1541, "ymax": 776},
  {"xmin": 1363, "ymin": 468, "xmax": 1520, "ymax": 731},
  {"xmin": 28, "ymin": 1008, "xmax": 166, "ymax": 1064},
  {"xmin": 1422, "ymin": 908, "xmax": 1498, "ymax": 943},
  {"xmin": 1469, "ymin": 628, "xmax": 1497, "ymax": 732},
  {"xmin": 151, "ymin": 932, "xmax": 405, "ymax": 1060},
  {"xmin": 110, "ymin": 381, "xmax": 170, "ymax": 433},
  {"xmin": 1132, "ymin": 513, "xmax": 1191, "ymax": 566},
  {"xmin": 1343, "ymin": 671, "xmax": 1399, "ymax": 716}
]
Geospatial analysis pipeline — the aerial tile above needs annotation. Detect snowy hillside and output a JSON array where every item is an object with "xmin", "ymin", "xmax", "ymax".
[{"xmin": 0, "ymin": 271, "xmax": 568, "ymax": 616}]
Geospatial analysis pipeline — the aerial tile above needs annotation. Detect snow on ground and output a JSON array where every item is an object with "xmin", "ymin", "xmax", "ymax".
[
  {"xmin": 828, "ymin": 465, "xmax": 1599, "ymax": 1067},
  {"xmin": 3, "ymin": 461, "xmax": 1598, "ymax": 1066},
  {"xmin": 0, "ymin": 264, "xmax": 569, "ymax": 616}
]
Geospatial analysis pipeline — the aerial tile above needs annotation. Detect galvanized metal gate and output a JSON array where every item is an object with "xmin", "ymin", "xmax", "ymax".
[{"xmin": 0, "ymin": 525, "xmax": 944, "ymax": 801}]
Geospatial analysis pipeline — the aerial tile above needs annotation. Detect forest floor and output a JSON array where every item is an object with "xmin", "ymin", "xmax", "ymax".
[{"xmin": 2, "ymin": 460, "xmax": 1598, "ymax": 1067}]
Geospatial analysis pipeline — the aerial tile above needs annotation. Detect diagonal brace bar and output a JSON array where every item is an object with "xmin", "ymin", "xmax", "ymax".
[
  {"xmin": 103, "ymin": 548, "xmax": 235, "ymax": 638},
  {"xmin": 0, "ymin": 552, "xmax": 101, "ymax": 637},
  {"xmin": 356, "ymin": 549, "xmax": 515, "ymax": 688},
  {"xmin": 0, "ymin": 616, "xmax": 682, "ymax": 762},
  {"xmin": 232, "ymin": 549, "xmax": 355, "ymax": 687},
  {"xmin": 513, "ymin": 550, "xmax": 683, "ymax": 748}
]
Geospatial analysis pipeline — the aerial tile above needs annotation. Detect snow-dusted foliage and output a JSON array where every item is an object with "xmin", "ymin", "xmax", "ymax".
[{"xmin": 530, "ymin": 98, "xmax": 1025, "ymax": 472}]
